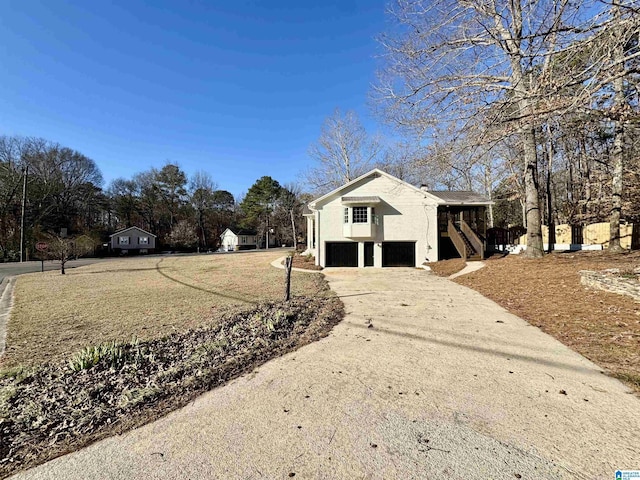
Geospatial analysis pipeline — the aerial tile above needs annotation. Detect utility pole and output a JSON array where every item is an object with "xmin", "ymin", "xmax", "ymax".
[{"xmin": 19, "ymin": 165, "xmax": 28, "ymax": 263}]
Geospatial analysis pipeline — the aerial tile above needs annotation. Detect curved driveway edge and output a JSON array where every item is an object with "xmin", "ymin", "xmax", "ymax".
[
  {"xmin": 9, "ymin": 269, "xmax": 640, "ymax": 479},
  {"xmin": 270, "ymin": 255, "xmax": 323, "ymax": 273}
]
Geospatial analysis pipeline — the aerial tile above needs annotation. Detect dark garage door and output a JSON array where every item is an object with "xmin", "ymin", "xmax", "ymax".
[
  {"xmin": 325, "ymin": 242, "xmax": 358, "ymax": 267},
  {"xmin": 382, "ymin": 242, "xmax": 415, "ymax": 267}
]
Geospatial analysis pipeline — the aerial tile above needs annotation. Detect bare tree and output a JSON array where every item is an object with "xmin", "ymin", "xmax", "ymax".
[
  {"xmin": 278, "ymin": 183, "xmax": 305, "ymax": 250},
  {"xmin": 154, "ymin": 163, "xmax": 187, "ymax": 229},
  {"xmin": 377, "ymin": 141, "xmax": 428, "ymax": 185},
  {"xmin": 0, "ymin": 136, "xmax": 31, "ymax": 258},
  {"xmin": 189, "ymin": 171, "xmax": 218, "ymax": 250},
  {"xmin": 605, "ymin": 0, "xmax": 639, "ymax": 250},
  {"xmin": 45, "ymin": 234, "xmax": 96, "ymax": 275},
  {"xmin": 167, "ymin": 219, "xmax": 198, "ymax": 249},
  {"xmin": 108, "ymin": 178, "xmax": 139, "ymax": 228},
  {"xmin": 0, "ymin": 136, "xmax": 105, "ymax": 259},
  {"xmin": 374, "ymin": 0, "xmax": 606, "ymax": 257},
  {"xmin": 303, "ymin": 109, "xmax": 382, "ymax": 193}
]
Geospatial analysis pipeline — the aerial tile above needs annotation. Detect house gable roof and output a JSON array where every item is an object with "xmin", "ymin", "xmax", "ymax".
[
  {"xmin": 307, "ymin": 168, "xmax": 494, "ymax": 209},
  {"xmin": 109, "ymin": 226, "xmax": 156, "ymax": 238},
  {"xmin": 308, "ymin": 168, "xmax": 442, "ymax": 209},
  {"xmin": 220, "ymin": 227, "xmax": 257, "ymax": 238}
]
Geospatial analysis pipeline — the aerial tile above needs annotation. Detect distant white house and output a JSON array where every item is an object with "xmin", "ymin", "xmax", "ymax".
[
  {"xmin": 220, "ymin": 228, "xmax": 258, "ymax": 252},
  {"xmin": 109, "ymin": 226, "xmax": 156, "ymax": 254},
  {"xmin": 305, "ymin": 169, "xmax": 492, "ymax": 268}
]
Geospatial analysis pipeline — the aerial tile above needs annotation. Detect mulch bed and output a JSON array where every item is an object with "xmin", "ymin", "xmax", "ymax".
[
  {"xmin": 290, "ymin": 254, "xmax": 323, "ymax": 271},
  {"xmin": 0, "ymin": 296, "xmax": 343, "ymax": 478},
  {"xmin": 454, "ymin": 250, "xmax": 640, "ymax": 393}
]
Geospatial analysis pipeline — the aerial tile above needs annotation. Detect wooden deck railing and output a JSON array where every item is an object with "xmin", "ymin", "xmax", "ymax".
[
  {"xmin": 448, "ymin": 220, "xmax": 467, "ymax": 260},
  {"xmin": 460, "ymin": 220, "xmax": 484, "ymax": 259}
]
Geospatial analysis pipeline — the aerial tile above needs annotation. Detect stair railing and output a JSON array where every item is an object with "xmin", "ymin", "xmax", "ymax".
[
  {"xmin": 460, "ymin": 220, "xmax": 484, "ymax": 259},
  {"xmin": 448, "ymin": 220, "xmax": 467, "ymax": 260}
]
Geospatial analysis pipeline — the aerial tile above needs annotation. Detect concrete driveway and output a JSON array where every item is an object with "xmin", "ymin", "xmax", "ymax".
[{"xmin": 10, "ymin": 268, "xmax": 640, "ymax": 479}]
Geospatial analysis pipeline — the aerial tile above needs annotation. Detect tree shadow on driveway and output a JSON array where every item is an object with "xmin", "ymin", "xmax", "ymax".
[
  {"xmin": 348, "ymin": 320, "xmax": 603, "ymax": 376},
  {"xmin": 336, "ymin": 292, "xmax": 374, "ymax": 299}
]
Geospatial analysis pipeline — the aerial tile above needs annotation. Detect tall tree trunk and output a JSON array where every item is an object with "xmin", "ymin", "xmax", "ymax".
[
  {"xmin": 484, "ymin": 167, "xmax": 494, "ymax": 228},
  {"xmin": 580, "ymin": 138, "xmax": 591, "ymax": 220},
  {"xmin": 609, "ymin": 123, "xmax": 624, "ymax": 251},
  {"xmin": 506, "ymin": 25, "xmax": 543, "ymax": 258},
  {"xmin": 609, "ymin": 0, "xmax": 625, "ymax": 252},
  {"xmin": 546, "ymin": 125, "xmax": 555, "ymax": 253},
  {"xmin": 522, "ymin": 125, "xmax": 544, "ymax": 258},
  {"xmin": 198, "ymin": 210, "xmax": 207, "ymax": 248}
]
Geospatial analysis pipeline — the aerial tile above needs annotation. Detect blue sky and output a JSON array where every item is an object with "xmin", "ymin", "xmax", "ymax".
[{"xmin": 0, "ymin": 0, "xmax": 388, "ymax": 197}]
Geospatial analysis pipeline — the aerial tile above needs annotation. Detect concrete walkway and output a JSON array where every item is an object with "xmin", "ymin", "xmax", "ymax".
[
  {"xmin": 448, "ymin": 260, "xmax": 485, "ymax": 279},
  {"xmin": 270, "ymin": 255, "xmax": 323, "ymax": 273},
  {"xmin": 10, "ymin": 269, "xmax": 640, "ymax": 479}
]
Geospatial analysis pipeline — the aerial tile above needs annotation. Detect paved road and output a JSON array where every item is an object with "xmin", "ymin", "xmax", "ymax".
[
  {"xmin": 10, "ymin": 268, "xmax": 640, "ymax": 479},
  {"xmin": 0, "ymin": 258, "xmax": 112, "ymax": 285},
  {"xmin": 0, "ymin": 250, "xmax": 291, "ymax": 289}
]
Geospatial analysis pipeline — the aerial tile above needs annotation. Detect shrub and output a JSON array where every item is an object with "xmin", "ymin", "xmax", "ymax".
[{"xmin": 68, "ymin": 341, "xmax": 128, "ymax": 372}]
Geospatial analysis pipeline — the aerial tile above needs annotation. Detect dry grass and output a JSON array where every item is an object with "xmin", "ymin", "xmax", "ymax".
[
  {"xmin": 2, "ymin": 251, "xmax": 327, "ymax": 368},
  {"xmin": 454, "ymin": 250, "xmax": 640, "ymax": 393},
  {"xmin": 427, "ymin": 258, "xmax": 467, "ymax": 277}
]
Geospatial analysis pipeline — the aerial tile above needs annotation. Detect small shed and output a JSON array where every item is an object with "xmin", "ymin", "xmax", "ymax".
[
  {"xmin": 109, "ymin": 227, "xmax": 156, "ymax": 254},
  {"xmin": 220, "ymin": 228, "xmax": 258, "ymax": 251}
]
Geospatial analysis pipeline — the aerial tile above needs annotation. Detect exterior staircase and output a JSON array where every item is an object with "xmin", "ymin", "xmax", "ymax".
[
  {"xmin": 458, "ymin": 229, "xmax": 481, "ymax": 261},
  {"xmin": 448, "ymin": 220, "xmax": 484, "ymax": 260}
]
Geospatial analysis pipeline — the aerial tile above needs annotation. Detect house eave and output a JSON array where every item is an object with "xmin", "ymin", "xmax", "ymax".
[
  {"xmin": 439, "ymin": 201, "xmax": 495, "ymax": 207},
  {"xmin": 341, "ymin": 196, "xmax": 382, "ymax": 205},
  {"xmin": 109, "ymin": 226, "xmax": 156, "ymax": 238}
]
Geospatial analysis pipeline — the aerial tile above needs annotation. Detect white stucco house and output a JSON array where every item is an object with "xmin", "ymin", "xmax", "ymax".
[
  {"xmin": 304, "ymin": 169, "xmax": 492, "ymax": 268},
  {"xmin": 220, "ymin": 228, "xmax": 258, "ymax": 252}
]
